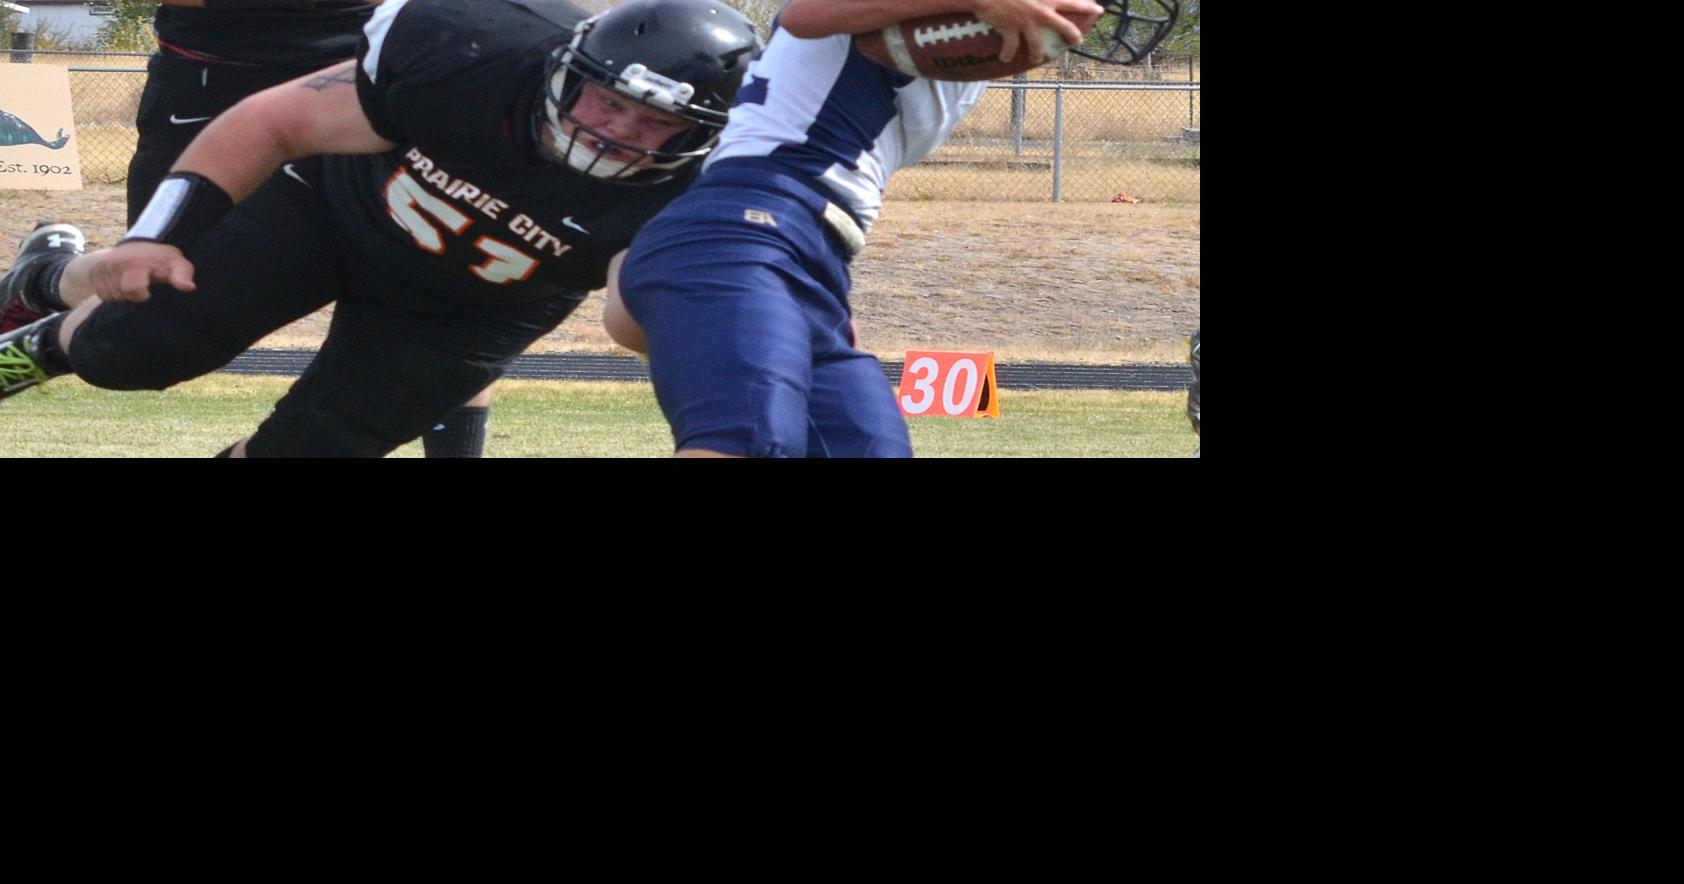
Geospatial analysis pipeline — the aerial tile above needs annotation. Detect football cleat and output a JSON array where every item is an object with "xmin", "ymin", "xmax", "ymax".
[
  {"xmin": 0, "ymin": 318, "xmax": 63, "ymax": 400},
  {"xmin": 0, "ymin": 222, "xmax": 86, "ymax": 321}
]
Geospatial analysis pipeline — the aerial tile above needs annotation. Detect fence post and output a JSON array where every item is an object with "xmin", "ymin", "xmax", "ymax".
[
  {"xmin": 1188, "ymin": 54, "xmax": 1195, "ymax": 127},
  {"xmin": 1011, "ymin": 74, "xmax": 1026, "ymax": 157},
  {"xmin": 10, "ymin": 30, "xmax": 34, "ymax": 64},
  {"xmin": 1051, "ymin": 81, "xmax": 1064, "ymax": 203}
]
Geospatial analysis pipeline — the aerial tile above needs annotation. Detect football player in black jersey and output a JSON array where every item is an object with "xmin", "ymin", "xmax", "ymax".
[
  {"xmin": 0, "ymin": 0, "xmax": 762, "ymax": 457},
  {"xmin": 132, "ymin": 0, "xmax": 496, "ymax": 458},
  {"xmin": 4, "ymin": 1, "xmax": 483, "ymax": 456}
]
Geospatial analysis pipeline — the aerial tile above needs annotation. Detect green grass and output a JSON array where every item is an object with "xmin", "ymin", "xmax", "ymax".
[{"xmin": 0, "ymin": 374, "xmax": 1196, "ymax": 457}]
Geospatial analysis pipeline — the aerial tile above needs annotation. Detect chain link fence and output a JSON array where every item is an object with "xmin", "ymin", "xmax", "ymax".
[
  {"xmin": 4, "ymin": 49, "xmax": 148, "ymax": 183},
  {"xmin": 7, "ymin": 49, "xmax": 1199, "ymax": 201},
  {"xmin": 894, "ymin": 79, "xmax": 1199, "ymax": 203}
]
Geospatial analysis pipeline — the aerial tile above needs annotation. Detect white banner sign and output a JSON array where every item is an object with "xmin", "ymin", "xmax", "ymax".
[{"xmin": 0, "ymin": 64, "xmax": 84, "ymax": 191}]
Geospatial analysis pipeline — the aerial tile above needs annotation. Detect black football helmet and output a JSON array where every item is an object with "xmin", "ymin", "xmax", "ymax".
[
  {"xmin": 1070, "ymin": 1, "xmax": 1182, "ymax": 65},
  {"xmin": 539, "ymin": 0, "xmax": 763, "ymax": 185}
]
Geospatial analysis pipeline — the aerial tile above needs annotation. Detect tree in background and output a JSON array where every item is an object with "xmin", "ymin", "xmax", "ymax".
[
  {"xmin": 1165, "ymin": 0, "xmax": 1198, "ymax": 55},
  {"xmin": 720, "ymin": 0, "xmax": 780, "ymax": 34},
  {"xmin": 89, "ymin": 0, "xmax": 159, "ymax": 51},
  {"xmin": 586, "ymin": 1, "xmax": 782, "ymax": 34}
]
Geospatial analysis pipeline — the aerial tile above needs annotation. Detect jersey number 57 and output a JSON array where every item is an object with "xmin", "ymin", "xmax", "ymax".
[{"xmin": 384, "ymin": 170, "xmax": 545, "ymax": 284}]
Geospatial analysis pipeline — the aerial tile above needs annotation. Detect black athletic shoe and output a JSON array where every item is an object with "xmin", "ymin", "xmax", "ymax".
[
  {"xmin": 0, "ymin": 222, "xmax": 86, "ymax": 319},
  {"xmin": 0, "ymin": 318, "xmax": 61, "ymax": 400}
]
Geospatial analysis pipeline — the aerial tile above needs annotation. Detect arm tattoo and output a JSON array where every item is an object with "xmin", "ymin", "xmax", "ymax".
[{"xmin": 301, "ymin": 68, "xmax": 358, "ymax": 91}]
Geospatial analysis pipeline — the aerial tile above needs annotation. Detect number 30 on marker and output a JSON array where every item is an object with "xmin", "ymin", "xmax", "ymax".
[{"xmin": 897, "ymin": 350, "xmax": 1000, "ymax": 419}]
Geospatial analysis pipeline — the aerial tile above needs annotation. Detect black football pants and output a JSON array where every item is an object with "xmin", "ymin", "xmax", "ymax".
[
  {"xmin": 127, "ymin": 53, "xmax": 331, "ymax": 226},
  {"xmin": 75, "ymin": 158, "xmax": 582, "ymax": 457}
]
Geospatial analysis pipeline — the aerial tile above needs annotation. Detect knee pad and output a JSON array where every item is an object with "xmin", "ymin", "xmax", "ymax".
[
  {"xmin": 69, "ymin": 306, "xmax": 233, "ymax": 391},
  {"xmin": 68, "ymin": 326, "xmax": 180, "ymax": 391}
]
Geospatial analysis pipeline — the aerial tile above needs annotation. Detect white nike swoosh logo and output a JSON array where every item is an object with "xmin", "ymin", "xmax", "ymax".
[
  {"xmin": 561, "ymin": 216, "xmax": 589, "ymax": 234},
  {"xmin": 282, "ymin": 164, "xmax": 311, "ymax": 188},
  {"xmin": 169, "ymin": 115, "xmax": 214, "ymax": 125}
]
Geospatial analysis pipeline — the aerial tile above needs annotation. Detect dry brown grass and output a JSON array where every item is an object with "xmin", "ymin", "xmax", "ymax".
[
  {"xmin": 955, "ymin": 83, "xmax": 1200, "ymax": 143},
  {"xmin": 3, "ymin": 180, "xmax": 1197, "ymax": 366},
  {"xmin": 891, "ymin": 153, "xmax": 1198, "ymax": 203}
]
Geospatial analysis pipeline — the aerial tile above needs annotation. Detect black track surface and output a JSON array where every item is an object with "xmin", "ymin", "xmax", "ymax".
[{"xmin": 222, "ymin": 349, "xmax": 1192, "ymax": 391}]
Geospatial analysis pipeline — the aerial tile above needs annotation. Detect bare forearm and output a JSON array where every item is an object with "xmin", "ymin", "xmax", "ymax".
[
  {"xmin": 169, "ymin": 61, "xmax": 393, "ymax": 202},
  {"xmin": 170, "ymin": 102, "xmax": 294, "ymax": 201}
]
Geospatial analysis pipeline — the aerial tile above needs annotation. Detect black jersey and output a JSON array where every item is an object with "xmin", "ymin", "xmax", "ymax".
[
  {"xmin": 153, "ymin": 2, "xmax": 377, "ymax": 69},
  {"xmin": 331, "ymin": 0, "xmax": 696, "ymax": 308}
]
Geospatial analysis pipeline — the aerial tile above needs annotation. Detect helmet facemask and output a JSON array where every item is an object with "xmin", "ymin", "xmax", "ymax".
[
  {"xmin": 1069, "ymin": 1, "xmax": 1182, "ymax": 66},
  {"xmin": 538, "ymin": 15, "xmax": 730, "ymax": 186}
]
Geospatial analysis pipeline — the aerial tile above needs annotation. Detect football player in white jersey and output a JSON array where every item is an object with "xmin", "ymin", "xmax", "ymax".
[{"xmin": 611, "ymin": 0, "xmax": 1113, "ymax": 457}]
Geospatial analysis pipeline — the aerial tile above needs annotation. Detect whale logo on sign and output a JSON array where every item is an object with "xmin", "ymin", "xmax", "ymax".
[{"xmin": 0, "ymin": 109, "xmax": 70, "ymax": 149}]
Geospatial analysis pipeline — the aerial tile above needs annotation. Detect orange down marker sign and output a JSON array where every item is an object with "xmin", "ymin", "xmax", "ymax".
[{"xmin": 897, "ymin": 351, "xmax": 1000, "ymax": 418}]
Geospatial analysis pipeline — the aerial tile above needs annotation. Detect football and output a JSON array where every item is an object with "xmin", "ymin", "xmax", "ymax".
[{"xmin": 854, "ymin": 10, "xmax": 1104, "ymax": 81}]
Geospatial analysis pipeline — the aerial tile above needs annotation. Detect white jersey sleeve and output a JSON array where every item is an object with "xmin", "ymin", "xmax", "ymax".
[{"xmin": 703, "ymin": 30, "xmax": 984, "ymax": 233}]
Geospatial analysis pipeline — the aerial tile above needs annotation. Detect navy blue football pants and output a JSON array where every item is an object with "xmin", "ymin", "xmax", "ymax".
[{"xmin": 619, "ymin": 163, "xmax": 912, "ymax": 458}]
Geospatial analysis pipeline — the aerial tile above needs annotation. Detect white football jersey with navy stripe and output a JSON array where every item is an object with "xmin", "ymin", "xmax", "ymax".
[{"xmin": 705, "ymin": 29, "xmax": 985, "ymax": 233}]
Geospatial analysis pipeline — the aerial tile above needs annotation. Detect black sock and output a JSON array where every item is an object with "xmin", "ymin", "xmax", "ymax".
[
  {"xmin": 423, "ymin": 405, "xmax": 489, "ymax": 458},
  {"xmin": 28, "ymin": 313, "xmax": 73, "ymax": 376},
  {"xmin": 37, "ymin": 260, "xmax": 71, "ymax": 312}
]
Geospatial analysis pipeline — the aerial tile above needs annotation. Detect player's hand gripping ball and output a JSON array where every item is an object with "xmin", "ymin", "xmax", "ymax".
[{"xmin": 855, "ymin": 8, "xmax": 1104, "ymax": 81}]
